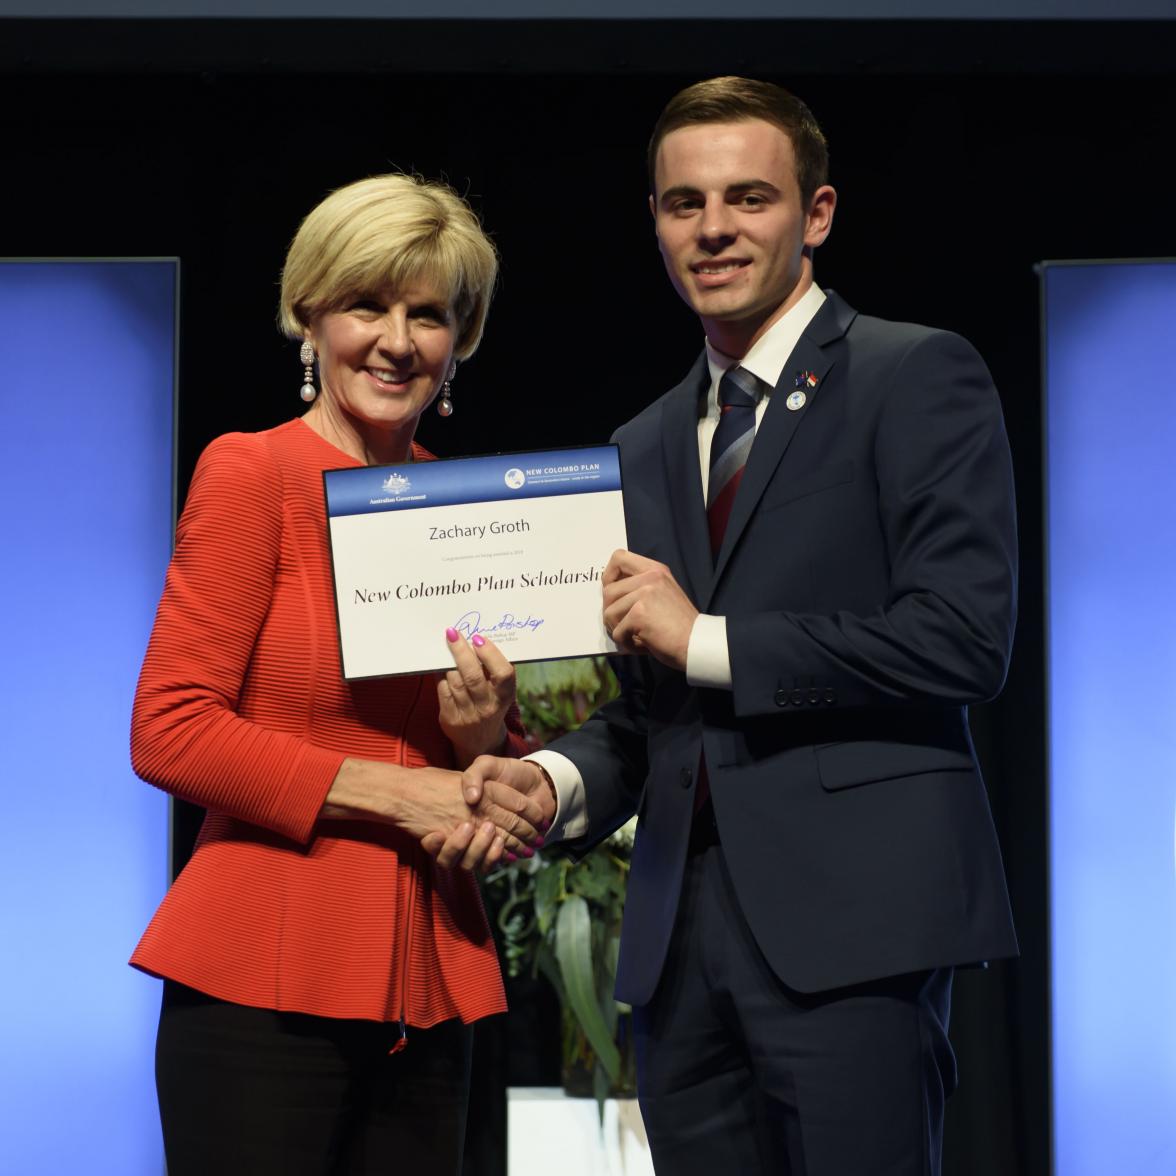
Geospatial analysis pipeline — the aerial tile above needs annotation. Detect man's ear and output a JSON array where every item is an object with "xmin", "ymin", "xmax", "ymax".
[
  {"xmin": 804, "ymin": 185, "xmax": 837, "ymax": 249},
  {"xmin": 649, "ymin": 192, "xmax": 657, "ymax": 231}
]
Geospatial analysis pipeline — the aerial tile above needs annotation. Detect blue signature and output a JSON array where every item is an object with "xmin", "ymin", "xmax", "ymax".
[{"xmin": 454, "ymin": 610, "xmax": 545, "ymax": 638}]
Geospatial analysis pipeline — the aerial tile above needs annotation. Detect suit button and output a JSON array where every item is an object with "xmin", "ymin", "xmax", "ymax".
[
  {"xmin": 790, "ymin": 688, "xmax": 805, "ymax": 706},
  {"xmin": 774, "ymin": 688, "xmax": 789, "ymax": 707},
  {"xmin": 807, "ymin": 688, "xmax": 821, "ymax": 705},
  {"xmin": 680, "ymin": 767, "xmax": 693, "ymax": 789},
  {"xmin": 824, "ymin": 687, "xmax": 837, "ymax": 704}
]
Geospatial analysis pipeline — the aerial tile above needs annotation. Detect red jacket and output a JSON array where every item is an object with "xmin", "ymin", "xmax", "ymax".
[{"xmin": 131, "ymin": 419, "xmax": 522, "ymax": 1025}]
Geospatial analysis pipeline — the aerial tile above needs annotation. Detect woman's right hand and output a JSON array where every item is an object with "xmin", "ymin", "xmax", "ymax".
[{"xmin": 321, "ymin": 759, "xmax": 546, "ymax": 868}]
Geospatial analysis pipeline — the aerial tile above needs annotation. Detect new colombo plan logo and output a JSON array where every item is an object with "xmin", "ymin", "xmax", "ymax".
[
  {"xmin": 382, "ymin": 472, "xmax": 411, "ymax": 494},
  {"xmin": 504, "ymin": 468, "xmax": 526, "ymax": 490}
]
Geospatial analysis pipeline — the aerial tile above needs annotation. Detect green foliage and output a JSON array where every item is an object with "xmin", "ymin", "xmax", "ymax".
[
  {"xmin": 484, "ymin": 656, "xmax": 636, "ymax": 1112},
  {"xmin": 555, "ymin": 894, "xmax": 622, "ymax": 1081},
  {"xmin": 513, "ymin": 656, "xmax": 620, "ymax": 750}
]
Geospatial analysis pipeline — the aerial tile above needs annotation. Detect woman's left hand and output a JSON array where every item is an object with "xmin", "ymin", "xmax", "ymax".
[{"xmin": 438, "ymin": 629, "xmax": 516, "ymax": 768}]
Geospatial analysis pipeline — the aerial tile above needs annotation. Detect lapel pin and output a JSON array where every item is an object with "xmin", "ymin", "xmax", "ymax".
[{"xmin": 787, "ymin": 370, "xmax": 817, "ymax": 411}]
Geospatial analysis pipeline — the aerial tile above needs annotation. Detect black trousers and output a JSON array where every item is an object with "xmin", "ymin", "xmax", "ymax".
[
  {"xmin": 155, "ymin": 980, "xmax": 474, "ymax": 1176},
  {"xmin": 633, "ymin": 843, "xmax": 956, "ymax": 1176}
]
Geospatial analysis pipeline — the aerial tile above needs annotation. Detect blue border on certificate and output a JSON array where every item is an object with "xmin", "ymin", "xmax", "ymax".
[{"xmin": 324, "ymin": 445, "xmax": 621, "ymax": 517}]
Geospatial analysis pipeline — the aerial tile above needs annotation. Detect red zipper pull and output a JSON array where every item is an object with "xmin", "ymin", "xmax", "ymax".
[{"xmin": 388, "ymin": 1018, "xmax": 408, "ymax": 1055}]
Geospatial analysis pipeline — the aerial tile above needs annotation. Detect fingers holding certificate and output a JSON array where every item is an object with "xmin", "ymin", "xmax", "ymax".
[
  {"xmin": 603, "ymin": 548, "xmax": 699, "ymax": 672},
  {"xmin": 438, "ymin": 627, "xmax": 516, "ymax": 767}
]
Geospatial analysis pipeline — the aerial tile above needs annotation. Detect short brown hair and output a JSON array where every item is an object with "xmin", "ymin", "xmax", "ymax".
[
  {"xmin": 279, "ymin": 173, "xmax": 498, "ymax": 361},
  {"xmin": 648, "ymin": 77, "xmax": 829, "ymax": 206}
]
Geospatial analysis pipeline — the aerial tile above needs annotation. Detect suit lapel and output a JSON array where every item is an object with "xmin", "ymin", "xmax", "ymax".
[
  {"xmin": 708, "ymin": 292, "xmax": 858, "ymax": 596},
  {"xmin": 659, "ymin": 355, "xmax": 711, "ymax": 606}
]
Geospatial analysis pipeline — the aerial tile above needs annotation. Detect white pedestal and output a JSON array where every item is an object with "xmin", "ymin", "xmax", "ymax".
[{"xmin": 507, "ymin": 1086, "xmax": 654, "ymax": 1176}]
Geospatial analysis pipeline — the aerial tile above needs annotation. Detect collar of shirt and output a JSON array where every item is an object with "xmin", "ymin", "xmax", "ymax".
[
  {"xmin": 697, "ymin": 283, "xmax": 827, "ymax": 499},
  {"xmin": 703, "ymin": 282, "xmax": 827, "ymax": 414}
]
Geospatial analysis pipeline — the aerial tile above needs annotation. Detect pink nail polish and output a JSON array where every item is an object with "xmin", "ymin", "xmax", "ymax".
[
  {"xmin": 445, "ymin": 627, "xmax": 459, "ymax": 642},
  {"xmin": 471, "ymin": 634, "xmax": 486, "ymax": 648},
  {"xmin": 522, "ymin": 846, "xmax": 535, "ymax": 859},
  {"xmin": 534, "ymin": 835, "xmax": 545, "ymax": 848},
  {"xmin": 505, "ymin": 852, "xmax": 517, "ymax": 863}
]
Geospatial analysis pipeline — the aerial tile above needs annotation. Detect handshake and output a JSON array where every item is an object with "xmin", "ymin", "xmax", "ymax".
[{"xmin": 420, "ymin": 755, "xmax": 559, "ymax": 873}]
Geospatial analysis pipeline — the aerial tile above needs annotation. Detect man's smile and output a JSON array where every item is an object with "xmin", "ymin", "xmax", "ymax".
[
  {"xmin": 690, "ymin": 259, "xmax": 752, "ymax": 289},
  {"xmin": 691, "ymin": 259, "xmax": 749, "ymax": 275}
]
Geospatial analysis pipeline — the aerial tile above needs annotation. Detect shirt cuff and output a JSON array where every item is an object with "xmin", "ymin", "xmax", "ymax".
[
  {"xmin": 685, "ymin": 613, "xmax": 732, "ymax": 689},
  {"xmin": 524, "ymin": 749, "xmax": 588, "ymax": 841}
]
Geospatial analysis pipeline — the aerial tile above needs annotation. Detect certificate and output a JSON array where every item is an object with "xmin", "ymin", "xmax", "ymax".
[{"xmin": 323, "ymin": 446, "xmax": 628, "ymax": 679}]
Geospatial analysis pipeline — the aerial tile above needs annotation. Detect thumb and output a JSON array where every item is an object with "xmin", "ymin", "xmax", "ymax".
[{"xmin": 462, "ymin": 756, "xmax": 492, "ymax": 805}]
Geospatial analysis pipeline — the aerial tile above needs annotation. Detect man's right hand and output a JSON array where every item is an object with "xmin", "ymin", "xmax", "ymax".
[{"xmin": 463, "ymin": 755, "xmax": 558, "ymax": 826}]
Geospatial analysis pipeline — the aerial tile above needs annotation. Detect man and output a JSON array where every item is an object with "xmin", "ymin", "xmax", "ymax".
[{"xmin": 463, "ymin": 76, "xmax": 1018, "ymax": 1174}]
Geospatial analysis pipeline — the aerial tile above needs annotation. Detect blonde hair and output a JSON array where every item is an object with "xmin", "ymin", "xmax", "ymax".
[{"xmin": 278, "ymin": 173, "xmax": 498, "ymax": 360}]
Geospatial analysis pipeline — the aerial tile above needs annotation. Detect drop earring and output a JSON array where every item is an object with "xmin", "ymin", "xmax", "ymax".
[
  {"xmin": 299, "ymin": 340, "xmax": 316, "ymax": 403},
  {"xmin": 436, "ymin": 361, "xmax": 456, "ymax": 417}
]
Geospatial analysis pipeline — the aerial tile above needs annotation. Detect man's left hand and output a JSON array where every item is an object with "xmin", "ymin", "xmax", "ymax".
[{"xmin": 603, "ymin": 549, "xmax": 698, "ymax": 671}]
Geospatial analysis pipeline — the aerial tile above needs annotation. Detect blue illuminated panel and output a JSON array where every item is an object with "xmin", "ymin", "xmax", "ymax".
[
  {"xmin": 0, "ymin": 261, "xmax": 174, "ymax": 1174},
  {"xmin": 1045, "ymin": 261, "xmax": 1176, "ymax": 1175}
]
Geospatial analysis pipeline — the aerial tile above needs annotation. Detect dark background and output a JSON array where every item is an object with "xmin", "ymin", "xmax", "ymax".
[{"xmin": 6, "ymin": 18, "xmax": 1174, "ymax": 1175}]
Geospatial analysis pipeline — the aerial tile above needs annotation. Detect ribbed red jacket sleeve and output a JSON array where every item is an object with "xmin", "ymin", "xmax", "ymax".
[
  {"xmin": 130, "ymin": 433, "xmax": 343, "ymax": 843},
  {"xmin": 503, "ymin": 705, "xmax": 530, "ymax": 758}
]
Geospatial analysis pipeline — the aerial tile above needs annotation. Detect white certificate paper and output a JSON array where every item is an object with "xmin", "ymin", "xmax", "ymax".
[{"xmin": 323, "ymin": 446, "xmax": 628, "ymax": 679}]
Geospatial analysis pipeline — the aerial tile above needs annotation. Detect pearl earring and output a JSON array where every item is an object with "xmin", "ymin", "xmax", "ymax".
[
  {"xmin": 299, "ymin": 340, "xmax": 316, "ymax": 403},
  {"xmin": 436, "ymin": 362, "xmax": 456, "ymax": 417}
]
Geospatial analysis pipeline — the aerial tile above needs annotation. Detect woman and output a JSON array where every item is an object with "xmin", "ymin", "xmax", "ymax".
[{"xmin": 130, "ymin": 174, "xmax": 546, "ymax": 1175}]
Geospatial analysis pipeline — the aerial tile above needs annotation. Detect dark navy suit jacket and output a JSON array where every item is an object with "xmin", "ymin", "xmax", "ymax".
[{"xmin": 552, "ymin": 291, "xmax": 1019, "ymax": 1007}]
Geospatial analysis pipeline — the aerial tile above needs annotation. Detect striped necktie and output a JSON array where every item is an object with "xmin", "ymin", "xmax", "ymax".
[
  {"xmin": 695, "ymin": 365, "xmax": 761, "ymax": 820},
  {"xmin": 707, "ymin": 365, "xmax": 761, "ymax": 558}
]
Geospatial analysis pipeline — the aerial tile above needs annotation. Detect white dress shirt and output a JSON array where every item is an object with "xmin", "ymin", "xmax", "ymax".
[{"xmin": 531, "ymin": 284, "xmax": 827, "ymax": 840}]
